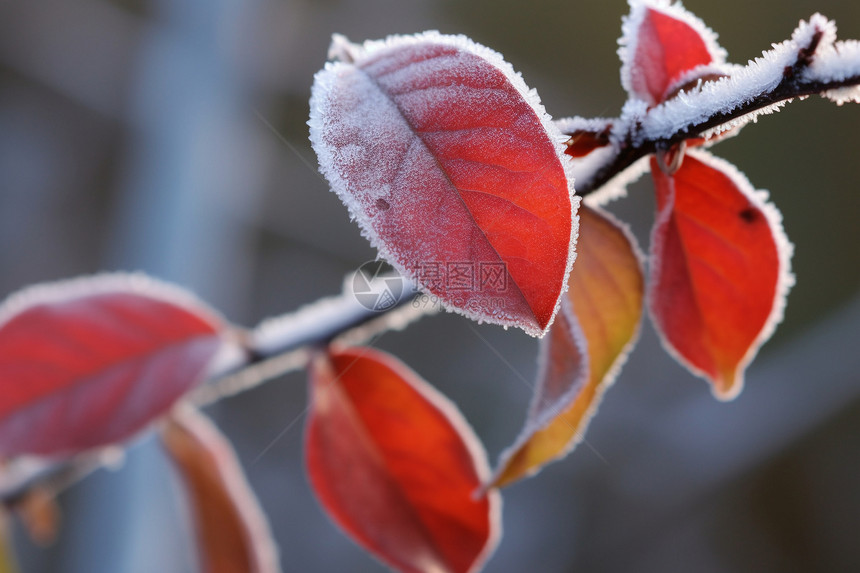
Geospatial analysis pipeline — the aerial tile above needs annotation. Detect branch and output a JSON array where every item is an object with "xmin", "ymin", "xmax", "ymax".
[
  {"xmin": 575, "ymin": 14, "xmax": 860, "ymax": 197},
  {"xmin": 3, "ymin": 13, "xmax": 859, "ymax": 508},
  {"xmin": 0, "ymin": 274, "xmax": 430, "ymax": 504},
  {"xmin": 194, "ymin": 274, "xmax": 430, "ymax": 405},
  {"xmin": 0, "ymin": 451, "xmax": 114, "ymax": 507}
]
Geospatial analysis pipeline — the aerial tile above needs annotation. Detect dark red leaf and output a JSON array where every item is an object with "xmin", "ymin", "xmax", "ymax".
[
  {"xmin": 306, "ymin": 346, "xmax": 501, "ymax": 573},
  {"xmin": 649, "ymin": 151, "xmax": 793, "ymax": 399},
  {"xmin": 620, "ymin": 0, "xmax": 725, "ymax": 105},
  {"xmin": 0, "ymin": 274, "xmax": 229, "ymax": 456},
  {"xmin": 562, "ymin": 121, "xmax": 613, "ymax": 158},
  {"xmin": 309, "ymin": 32, "xmax": 576, "ymax": 336},
  {"xmin": 162, "ymin": 405, "xmax": 280, "ymax": 573}
]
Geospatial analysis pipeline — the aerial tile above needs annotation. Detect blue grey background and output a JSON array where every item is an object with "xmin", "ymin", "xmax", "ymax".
[{"xmin": 1, "ymin": 0, "xmax": 859, "ymax": 571}]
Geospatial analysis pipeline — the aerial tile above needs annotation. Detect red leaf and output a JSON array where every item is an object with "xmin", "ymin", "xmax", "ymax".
[
  {"xmin": 0, "ymin": 274, "xmax": 229, "ymax": 456},
  {"xmin": 620, "ymin": 0, "xmax": 725, "ymax": 105},
  {"xmin": 560, "ymin": 119, "xmax": 613, "ymax": 159},
  {"xmin": 649, "ymin": 151, "xmax": 793, "ymax": 399},
  {"xmin": 309, "ymin": 32, "xmax": 576, "ymax": 336},
  {"xmin": 162, "ymin": 405, "xmax": 280, "ymax": 573},
  {"xmin": 306, "ymin": 346, "xmax": 501, "ymax": 573}
]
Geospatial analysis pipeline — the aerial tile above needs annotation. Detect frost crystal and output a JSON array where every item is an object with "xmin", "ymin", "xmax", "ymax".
[{"xmin": 807, "ymin": 39, "xmax": 860, "ymax": 105}]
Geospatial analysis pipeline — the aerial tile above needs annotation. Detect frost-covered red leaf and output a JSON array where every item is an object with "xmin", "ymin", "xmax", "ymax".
[
  {"xmin": 306, "ymin": 346, "xmax": 500, "ymax": 573},
  {"xmin": 161, "ymin": 405, "xmax": 280, "ymax": 573},
  {"xmin": 0, "ymin": 274, "xmax": 229, "ymax": 456},
  {"xmin": 649, "ymin": 151, "xmax": 793, "ymax": 399},
  {"xmin": 491, "ymin": 206, "xmax": 643, "ymax": 487},
  {"xmin": 309, "ymin": 32, "xmax": 577, "ymax": 336},
  {"xmin": 620, "ymin": 0, "xmax": 725, "ymax": 105}
]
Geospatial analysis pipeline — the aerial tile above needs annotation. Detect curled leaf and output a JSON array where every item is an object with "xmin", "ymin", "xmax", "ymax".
[
  {"xmin": 0, "ymin": 274, "xmax": 230, "ymax": 456},
  {"xmin": 649, "ymin": 150, "xmax": 793, "ymax": 399},
  {"xmin": 491, "ymin": 205, "xmax": 644, "ymax": 487},
  {"xmin": 309, "ymin": 32, "xmax": 577, "ymax": 336},
  {"xmin": 162, "ymin": 405, "xmax": 280, "ymax": 573},
  {"xmin": 559, "ymin": 117, "xmax": 614, "ymax": 159},
  {"xmin": 306, "ymin": 346, "xmax": 501, "ymax": 573}
]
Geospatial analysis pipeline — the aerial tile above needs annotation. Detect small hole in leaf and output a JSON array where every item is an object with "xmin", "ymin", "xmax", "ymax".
[
  {"xmin": 376, "ymin": 199, "xmax": 391, "ymax": 211},
  {"xmin": 739, "ymin": 207, "xmax": 758, "ymax": 223}
]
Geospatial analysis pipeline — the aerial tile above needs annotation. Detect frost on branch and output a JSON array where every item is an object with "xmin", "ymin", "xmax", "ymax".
[
  {"xmin": 806, "ymin": 37, "xmax": 860, "ymax": 104},
  {"xmin": 639, "ymin": 13, "xmax": 858, "ymax": 143},
  {"xmin": 309, "ymin": 31, "xmax": 577, "ymax": 337},
  {"xmin": 556, "ymin": 115, "xmax": 653, "ymax": 206},
  {"xmin": 570, "ymin": 6, "xmax": 860, "ymax": 200}
]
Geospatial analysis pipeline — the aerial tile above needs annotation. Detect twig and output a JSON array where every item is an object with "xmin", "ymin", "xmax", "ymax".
[
  {"xmin": 2, "ymin": 13, "xmax": 859, "ymax": 506},
  {"xmin": 575, "ymin": 16, "xmax": 860, "ymax": 195},
  {"xmin": 0, "ymin": 274, "xmax": 429, "ymax": 503}
]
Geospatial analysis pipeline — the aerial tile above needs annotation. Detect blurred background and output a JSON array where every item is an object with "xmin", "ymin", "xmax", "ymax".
[{"xmin": 1, "ymin": 0, "xmax": 859, "ymax": 571}]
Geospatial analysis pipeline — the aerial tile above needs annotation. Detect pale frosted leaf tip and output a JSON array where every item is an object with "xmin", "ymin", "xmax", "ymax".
[{"xmin": 328, "ymin": 34, "xmax": 359, "ymax": 63}]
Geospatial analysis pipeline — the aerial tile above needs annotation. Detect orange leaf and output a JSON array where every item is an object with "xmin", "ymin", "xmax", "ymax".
[
  {"xmin": 161, "ymin": 405, "xmax": 280, "ymax": 573},
  {"xmin": 306, "ymin": 347, "xmax": 501, "ymax": 573},
  {"xmin": 491, "ymin": 205, "xmax": 644, "ymax": 487},
  {"xmin": 648, "ymin": 150, "xmax": 793, "ymax": 399}
]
